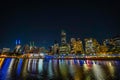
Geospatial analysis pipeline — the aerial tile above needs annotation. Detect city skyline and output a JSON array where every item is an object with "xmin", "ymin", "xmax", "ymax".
[
  {"xmin": 0, "ymin": 1, "xmax": 120, "ymax": 80},
  {"xmin": 0, "ymin": 30, "xmax": 119, "ymax": 50},
  {"xmin": 0, "ymin": 1, "xmax": 120, "ymax": 49}
]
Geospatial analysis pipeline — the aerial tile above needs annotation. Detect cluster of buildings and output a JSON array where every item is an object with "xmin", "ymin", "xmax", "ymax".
[
  {"xmin": 50, "ymin": 30, "xmax": 120, "ymax": 55},
  {"xmin": 0, "ymin": 40, "xmax": 47, "ymax": 55},
  {"xmin": 0, "ymin": 30, "xmax": 120, "ymax": 55}
]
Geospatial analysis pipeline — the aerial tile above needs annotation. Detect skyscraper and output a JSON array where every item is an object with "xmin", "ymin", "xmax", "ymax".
[
  {"xmin": 84, "ymin": 38, "xmax": 100, "ymax": 54},
  {"xmin": 70, "ymin": 38, "xmax": 84, "ymax": 54},
  {"xmin": 61, "ymin": 30, "xmax": 66, "ymax": 46},
  {"xmin": 14, "ymin": 40, "xmax": 21, "ymax": 53},
  {"xmin": 60, "ymin": 30, "xmax": 70, "ymax": 54}
]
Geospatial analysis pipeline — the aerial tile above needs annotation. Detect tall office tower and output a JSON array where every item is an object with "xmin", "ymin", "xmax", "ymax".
[
  {"xmin": 70, "ymin": 38, "xmax": 84, "ymax": 54},
  {"xmin": 70, "ymin": 38, "xmax": 76, "ymax": 53},
  {"xmin": 84, "ymin": 38, "xmax": 100, "ymax": 54},
  {"xmin": 59, "ymin": 30, "xmax": 70, "ymax": 54},
  {"xmin": 61, "ymin": 30, "xmax": 66, "ymax": 45}
]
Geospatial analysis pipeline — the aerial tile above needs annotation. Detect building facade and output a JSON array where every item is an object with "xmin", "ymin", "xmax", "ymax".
[
  {"xmin": 61, "ymin": 30, "xmax": 67, "ymax": 46},
  {"xmin": 70, "ymin": 38, "xmax": 84, "ymax": 54},
  {"xmin": 59, "ymin": 30, "xmax": 70, "ymax": 54},
  {"xmin": 85, "ymin": 38, "xmax": 100, "ymax": 54}
]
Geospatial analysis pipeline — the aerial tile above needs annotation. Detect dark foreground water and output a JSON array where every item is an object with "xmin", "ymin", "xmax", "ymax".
[{"xmin": 0, "ymin": 58, "xmax": 120, "ymax": 80}]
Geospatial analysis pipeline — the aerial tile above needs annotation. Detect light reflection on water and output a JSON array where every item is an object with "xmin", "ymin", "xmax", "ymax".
[
  {"xmin": 16, "ymin": 59, "xmax": 23, "ymax": 76},
  {"xmin": 0, "ymin": 58, "xmax": 120, "ymax": 80},
  {"xmin": 38, "ymin": 59, "xmax": 43, "ymax": 74}
]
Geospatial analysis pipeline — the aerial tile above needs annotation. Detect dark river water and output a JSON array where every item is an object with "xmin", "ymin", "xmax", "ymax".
[{"xmin": 0, "ymin": 58, "xmax": 120, "ymax": 80}]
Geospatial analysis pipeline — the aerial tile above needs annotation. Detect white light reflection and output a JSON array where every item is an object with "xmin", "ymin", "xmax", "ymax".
[
  {"xmin": 8, "ymin": 59, "xmax": 15, "ymax": 69},
  {"xmin": 32, "ymin": 59, "xmax": 37, "ymax": 72},
  {"xmin": 48, "ymin": 60, "xmax": 53, "ymax": 78},
  {"xmin": 22, "ymin": 59, "xmax": 29, "ymax": 78},
  {"xmin": 83, "ymin": 61, "xmax": 89, "ymax": 72},
  {"xmin": 5, "ymin": 58, "xmax": 15, "ymax": 79},
  {"xmin": 69, "ymin": 60, "xmax": 83, "ymax": 80},
  {"xmin": 38, "ymin": 59, "xmax": 43, "ymax": 74},
  {"xmin": 107, "ymin": 62, "xmax": 115, "ymax": 77},
  {"xmin": 69, "ymin": 60, "xmax": 75, "ymax": 76},
  {"xmin": 83, "ymin": 60, "xmax": 97, "ymax": 80},
  {"xmin": 53, "ymin": 60, "xmax": 58, "ymax": 76},
  {"xmin": 77, "ymin": 60, "xmax": 79, "ymax": 64},
  {"xmin": 27, "ymin": 59, "xmax": 31, "ymax": 72},
  {"xmin": 92, "ymin": 63, "xmax": 106, "ymax": 80},
  {"xmin": 59, "ymin": 60, "xmax": 68, "ymax": 80}
]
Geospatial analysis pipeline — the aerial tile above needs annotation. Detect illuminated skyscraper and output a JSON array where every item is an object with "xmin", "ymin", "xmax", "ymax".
[
  {"xmin": 99, "ymin": 45, "xmax": 108, "ymax": 54},
  {"xmin": 85, "ymin": 38, "xmax": 100, "ymax": 54},
  {"xmin": 103, "ymin": 39, "xmax": 114, "ymax": 53},
  {"xmin": 14, "ymin": 39, "xmax": 21, "ymax": 53},
  {"xmin": 61, "ymin": 30, "xmax": 66, "ymax": 45},
  {"xmin": 59, "ymin": 30, "xmax": 70, "ymax": 54},
  {"xmin": 70, "ymin": 38, "xmax": 84, "ymax": 54},
  {"xmin": 111, "ymin": 35, "xmax": 120, "ymax": 53}
]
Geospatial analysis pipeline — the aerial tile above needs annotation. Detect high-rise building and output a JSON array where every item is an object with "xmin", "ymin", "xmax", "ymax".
[
  {"xmin": 103, "ymin": 39, "xmax": 114, "ymax": 46},
  {"xmin": 70, "ymin": 38, "xmax": 84, "ymax": 54},
  {"xmin": 85, "ymin": 38, "xmax": 100, "ymax": 54},
  {"xmin": 14, "ymin": 40, "xmax": 22, "ymax": 53},
  {"xmin": 53, "ymin": 43, "xmax": 59, "ymax": 54},
  {"xmin": 59, "ymin": 30, "xmax": 70, "ymax": 54},
  {"xmin": 99, "ymin": 45, "xmax": 108, "ymax": 54},
  {"xmin": 70, "ymin": 38, "xmax": 76, "ymax": 53},
  {"xmin": 61, "ymin": 30, "xmax": 66, "ymax": 46},
  {"xmin": 103, "ymin": 39, "xmax": 114, "ymax": 52},
  {"xmin": 111, "ymin": 35, "xmax": 120, "ymax": 53},
  {"xmin": 14, "ymin": 45, "xmax": 21, "ymax": 53},
  {"xmin": 76, "ymin": 38, "xmax": 84, "ymax": 54},
  {"xmin": 59, "ymin": 44, "xmax": 71, "ymax": 54},
  {"xmin": 112, "ymin": 35, "xmax": 120, "ymax": 47},
  {"xmin": 23, "ymin": 44, "xmax": 30, "ymax": 53}
]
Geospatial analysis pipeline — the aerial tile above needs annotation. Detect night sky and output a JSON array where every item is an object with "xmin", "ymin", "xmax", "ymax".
[{"xmin": 0, "ymin": 1, "xmax": 120, "ymax": 49}]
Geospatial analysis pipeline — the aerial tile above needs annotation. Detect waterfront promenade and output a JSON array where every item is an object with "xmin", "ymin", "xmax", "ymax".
[{"xmin": 0, "ymin": 55, "xmax": 120, "ymax": 60}]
